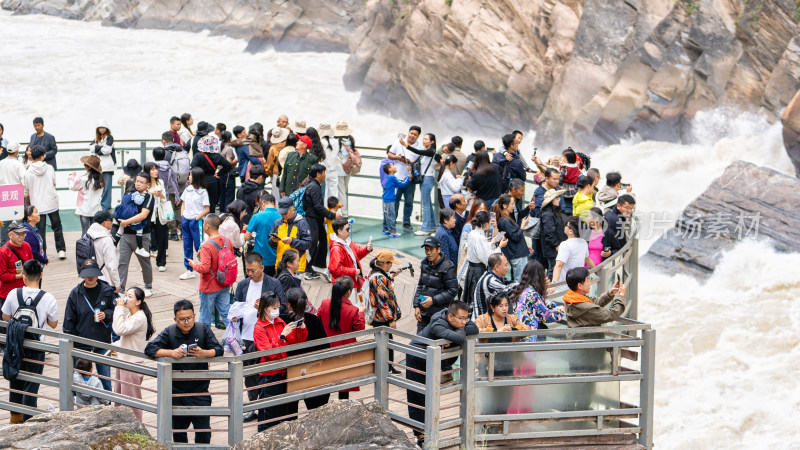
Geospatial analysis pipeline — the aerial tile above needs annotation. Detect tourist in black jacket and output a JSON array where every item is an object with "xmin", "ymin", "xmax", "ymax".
[
  {"xmin": 190, "ymin": 140, "xmax": 233, "ymax": 214},
  {"xmin": 63, "ymin": 263, "xmax": 116, "ymax": 391},
  {"xmin": 413, "ymin": 237, "xmax": 458, "ymax": 332},
  {"xmin": 538, "ymin": 189, "xmax": 567, "ymax": 278},
  {"xmin": 406, "ymin": 302, "xmax": 478, "ymax": 447},
  {"xmin": 144, "ymin": 300, "xmax": 223, "ymax": 445},
  {"xmin": 603, "ymin": 194, "xmax": 636, "ymax": 259},
  {"xmin": 302, "ymin": 165, "xmax": 339, "ymax": 278},
  {"xmin": 237, "ymin": 165, "xmax": 266, "ymax": 225}
]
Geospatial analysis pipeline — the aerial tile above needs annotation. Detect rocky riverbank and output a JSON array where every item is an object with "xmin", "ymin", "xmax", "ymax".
[
  {"xmin": 0, "ymin": 0, "xmax": 362, "ymax": 51},
  {"xmin": 3, "ymin": 0, "xmax": 799, "ymax": 150},
  {"xmin": 642, "ymin": 160, "xmax": 800, "ymax": 278}
]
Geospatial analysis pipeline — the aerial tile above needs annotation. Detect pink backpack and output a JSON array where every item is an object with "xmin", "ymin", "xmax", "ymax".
[{"xmin": 208, "ymin": 238, "xmax": 238, "ymax": 287}]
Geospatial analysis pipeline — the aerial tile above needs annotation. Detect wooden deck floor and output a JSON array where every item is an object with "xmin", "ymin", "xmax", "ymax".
[{"xmin": 0, "ymin": 230, "xmax": 446, "ymax": 447}]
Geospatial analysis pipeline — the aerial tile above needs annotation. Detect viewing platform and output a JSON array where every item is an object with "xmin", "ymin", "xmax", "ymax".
[{"xmin": 0, "ymin": 139, "xmax": 654, "ymax": 449}]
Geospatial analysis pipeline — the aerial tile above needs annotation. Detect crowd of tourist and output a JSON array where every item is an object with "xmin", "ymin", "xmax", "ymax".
[{"xmin": 0, "ymin": 115, "xmax": 638, "ymax": 444}]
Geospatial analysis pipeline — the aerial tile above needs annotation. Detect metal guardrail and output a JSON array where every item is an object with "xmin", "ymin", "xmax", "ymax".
[{"xmin": 0, "ymin": 226, "xmax": 652, "ymax": 449}]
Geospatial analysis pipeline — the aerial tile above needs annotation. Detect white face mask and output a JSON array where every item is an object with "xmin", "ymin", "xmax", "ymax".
[{"xmin": 268, "ymin": 309, "xmax": 280, "ymax": 319}]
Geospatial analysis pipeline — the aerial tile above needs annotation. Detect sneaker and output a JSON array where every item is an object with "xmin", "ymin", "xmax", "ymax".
[
  {"xmin": 389, "ymin": 232, "xmax": 402, "ymax": 238},
  {"xmin": 402, "ymin": 223, "xmax": 413, "ymax": 231},
  {"xmin": 158, "ymin": 266, "xmax": 166, "ymax": 272},
  {"xmin": 134, "ymin": 248, "xmax": 150, "ymax": 258},
  {"xmin": 150, "ymin": 251, "xmax": 157, "ymax": 258},
  {"xmin": 179, "ymin": 271, "xmax": 196, "ymax": 280},
  {"xmin": 169, "ymin": 234, "xmax": 180, "ymax": 241},
  {"xmin": 58, "ymin": 250, "xmax": 66, "ymax": 260},
  {"xmin": 414, "ymin": 229, "xmax": 431, "ymax": 236},
  {"xmin": 304, "ymin": 272, "xmax": 321, "ymax": 280},
  {"xmin": 243, "ymin": 412, "xmax": 257, "ymax": 422},
  {"xmin": 382, "ymin": 231, "xmax": 391, "ymax": 235},
  {"xmin": 143, "ymin": 289, "xmax": 153, "ymax": 298},
  {"xmin": 322, "ymin": 270, "xmax": 331, "ymax": 283}
]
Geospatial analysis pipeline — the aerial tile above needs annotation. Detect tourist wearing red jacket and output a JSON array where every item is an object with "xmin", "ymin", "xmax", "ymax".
[
  {"xmin": 328, "ymin": 217, "xmax": 372, "ymax": 290},
  {"xmin": 318, "ymin": 277, "xmax": 365, "ymax": 398},
  {"xmin": 0, "ymin": 221, "xmax": 34, "ymax": 304},
  {"xmin": 252, "ymin": 291, "xmax": 307, "ymax": 432}
]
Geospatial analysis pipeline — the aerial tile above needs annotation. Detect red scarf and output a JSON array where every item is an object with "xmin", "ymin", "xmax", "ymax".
[{"xmin": 563, "ymin": 290, "xmax": 593, "ymax": 304}]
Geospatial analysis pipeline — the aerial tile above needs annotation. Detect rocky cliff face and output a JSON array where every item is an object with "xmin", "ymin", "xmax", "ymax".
[
  {"xmin": 3, "ymin": 0, "xmax": 799, "ymax": 151},
  {"xmin": 642, "ymin": 160, "xmax": 800, "ymax": 278},
  {"xmin": 346, "ymin": 0, "xmax": 800, "ymax": 150},
  {"xmin": 0, "ymin": 0, "xmax": 362, "ymax": 51}
]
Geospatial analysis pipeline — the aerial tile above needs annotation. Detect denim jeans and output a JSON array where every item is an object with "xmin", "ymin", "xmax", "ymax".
[
  {"xmin": 420, "ymin": 176, "xmax": 436, "ymax": 232},
  {"xmin": 394, "ymin": 182, "xmax": 416, "ymax": 226},
  {"xmin": 101, "ymin": 172, "xmax": 113, "ymax": 211},
  {"xmin": 508, "ymin": 256, "xmax": 528, "ymax": 282},
  {"xmin": 383, "ymin": 202, "xmax": 396, "ymax": 233},
  {"xmin": 182, "ymin": 217, "xmax": 202, "ymax": 271},
  {"xmin": 199, "ymin": 288, "xmax": 230, "ymax": 327}
]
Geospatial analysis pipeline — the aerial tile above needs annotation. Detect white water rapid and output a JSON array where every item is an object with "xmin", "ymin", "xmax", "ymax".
[{"xmin": 2, "ymin": 10, "xmax": 799, "ymax": 448}]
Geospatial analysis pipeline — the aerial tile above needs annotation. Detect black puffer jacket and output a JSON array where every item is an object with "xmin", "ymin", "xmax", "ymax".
[
  {"xmin": 63, "ymin": 281, "xmax": 116, "ymax": 350},
  {"xmin": 539, "ymin": 204, "xmax": 566, "ymax": 259},
  {"xmin": 413, "ymin": 256, "xmax": 458, "ymax": 318}
]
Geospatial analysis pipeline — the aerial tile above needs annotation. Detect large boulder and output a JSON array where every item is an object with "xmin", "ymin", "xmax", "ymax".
[
  {"xmin": 642, "ymin": 160, "xmax": 800, "ymax": 277},
  {"xmin": 0, "ymin": 405, "xmax": 161, "ymax": 449},
  {"xmin": 233, "ymin": 400, "xmax": 416, "ymax": 449}
]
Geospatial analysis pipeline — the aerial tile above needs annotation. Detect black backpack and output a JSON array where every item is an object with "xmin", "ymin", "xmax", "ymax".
[{"xmin": 75, "ymin": 234, "xmax": 103, "ymax": 273}]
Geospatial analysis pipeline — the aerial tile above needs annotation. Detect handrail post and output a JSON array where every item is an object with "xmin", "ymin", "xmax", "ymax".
[
  {"xmin": 639, "ymin": 329, "xmax": 655, "ymax": 449},
  {"xmin": 459, "ymin": 336, "xmax": 476, "ymax": 448},
  {"xmin": 139, "ymin": 141, "xmax": 147, "ymax": 167},
  {"xmin": 424, "ymin": 345, "xmax": 442, "ymax": 449},
  {"xmin": 156, "ymin": 361, "xmax": 173, "ymax": 446},
  {"xmin": 228, "ymin": 360, "xmax": 244, "ymax": 446},
  {"xmin": 58, "ymin": 338, "xmax": 74, "ymax": 412},
  {"xmin": 597, "ymin": 265, "xmax": 608, "ymax": 298},
  {"xmin": 628, "ymin": 238, "xmax": 640, "ymax": 320},
  {"xmin": 374, "ymin": 329, "xmax": 389, "ymax": 409}
]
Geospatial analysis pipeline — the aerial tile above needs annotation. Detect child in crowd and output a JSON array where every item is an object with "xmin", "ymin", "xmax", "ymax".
[
  {"xmin": 73, "ymin": 359, "xmax": 110, "ymax": 407},
  {"xmin": 179, "ymin": 167, "xmax": 210, "ymax": 280},
  {"xmin": 113, "ymin": 182, "xmax": 150, "ymax": 257},
  {"xmin": 325, "ymin": 196, "xmax": 340, "ymax": 243},
  {"xmin": 381, "ymin": 163, "xmax": 410, "ymax": 238}
]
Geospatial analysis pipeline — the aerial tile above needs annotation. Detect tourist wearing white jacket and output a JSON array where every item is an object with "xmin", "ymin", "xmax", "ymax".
[
  {"xmin": 89, "ymin": 121, "xmax": 116, "ymax": 211},
  {"xmin": 86, "ymin": 212, "xmax": 121, "ymax": 291},
  {"xmin": 24, "ymin": 149, "xmax": 66, "ymax": 258},
  {"xmin": 69, "ymin": 155, "xmax": 104, "ymax": 235}
]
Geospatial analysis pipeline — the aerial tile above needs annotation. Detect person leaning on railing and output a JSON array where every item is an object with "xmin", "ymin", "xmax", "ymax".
[
  {"xmin": 280, "ymin": 287, "xmax": 330, "ymax": 418},
  {"xmin": 405, "ymin": 300, "xmax": 478, "ymax": 448},
  {"xmin": 1, "ymin": 260, "xmax": 58, "ymax": 424},
  {"xmin": 563, "ymin": 267, "xmax": 627, "ymax": 328},
  {"xmin": 252, "ymin": 291, "xmax": 307, "ymax": 432},
  {"xmin": 63, "ymin": 261, "xmax": 116, "ymax": 391},
  {"xmin": 111, "ymin": 287, "xmax": 155, "ymax": 421},
  {"xmin": 144, "ymin": 300, "xmax": 223, "ymax": 445},
  {"xmin": 318, "ymin": 276, "xmax": 366, "ymax": 401}
]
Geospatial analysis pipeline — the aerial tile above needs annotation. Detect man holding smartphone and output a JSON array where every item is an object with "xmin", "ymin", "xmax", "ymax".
[{"xmin": 145, "ymin": 300, "xmax": 223, "ymax": 444}]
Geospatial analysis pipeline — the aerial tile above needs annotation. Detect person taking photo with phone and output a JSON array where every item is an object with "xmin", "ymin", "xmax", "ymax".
[{"xmin": 145, "ymin": 300, "xmax": 223, "ymax": 444}]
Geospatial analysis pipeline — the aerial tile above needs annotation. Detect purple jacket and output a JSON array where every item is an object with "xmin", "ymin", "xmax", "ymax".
[{"xmin": 23, "ymin": 222, "xmax": 48, "ymax": 264}]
